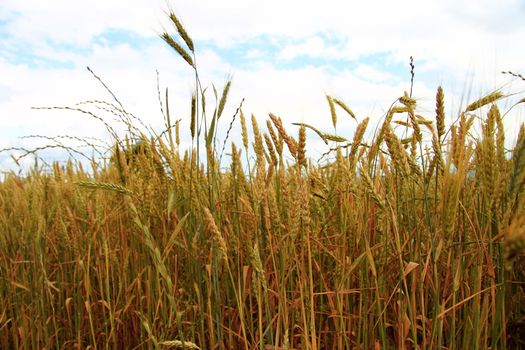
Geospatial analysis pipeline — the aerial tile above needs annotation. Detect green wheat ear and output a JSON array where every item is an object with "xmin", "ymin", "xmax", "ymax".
[
  {"xmin": 168, "ymin": 12, "xmax": 194, "ymax": 52},
  {"xmin": 160, "ymin": 32, "xmax": 194, "ymax": 67}
]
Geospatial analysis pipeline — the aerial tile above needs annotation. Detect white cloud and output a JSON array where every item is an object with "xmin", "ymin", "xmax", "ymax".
[
  {"xmin": 277, "ymin": 36, "xmax": 342, "ymax": 61},
  {"xmin": 1, "ymin": 0, "xmax": 162, "ymax": 45},
  {"xmin": 1, "ymin": 0, "xmax": 525, "ymax": 171},
  {"xmin": 353, "ymin": 64, "xmax": 394, "ymax": 83},
  {"xmin": 2, "ymin": 0, "xmax": 523, "ymax": 73},
  {"xmin": 244, "ymin": 49, "xmax": 264, "ymax": 60}
]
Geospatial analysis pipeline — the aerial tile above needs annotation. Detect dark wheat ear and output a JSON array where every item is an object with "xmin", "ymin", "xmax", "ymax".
[
  {"xmin": 502, "ymin": 70, "xmax": 525, "ymax": 82},
  {"xmin": 409, "ymin": 56, "xmax": 415, "ymax": 96}
]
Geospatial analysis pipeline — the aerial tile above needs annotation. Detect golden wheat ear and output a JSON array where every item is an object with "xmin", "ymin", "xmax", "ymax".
[
  {"xmin": 465, "ymin": 91, "xmax": 504, "ymax": 112},
  {"xmin": 333, "ymin": 97, "xmax": 357, "ymax": 120},
  {"xmin": 435, "ymin": 86, "xmax": 446, "ymax": 140}
]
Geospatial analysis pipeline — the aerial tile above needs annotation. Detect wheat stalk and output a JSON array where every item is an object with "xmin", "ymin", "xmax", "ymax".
[
  {"xmin": 465, "ymin": 91, "xmax": 503, "ymax": 112},
  {"xmin": 326, "ymin": 95, "xmax": 338, "ymax": 129},
  {"xmin": 508, "ymin": 126, "xmax": 525, "ymax": 213},
  {"xmin": 349, "ymin": 117, "xmax": 369, "ymax": 168},
  {"xmin": 264, "ymin": 134, "xmax": 278, "ymax": 166},
  {"xmin": 217, "ymin": 80, "xmax": 232, "ymax": 120},
  {"xmin": 240, "ymin": 109, "xmax": 249, "ymax": 150},
  {"xmin": 333, "ymin": 97, "xmax": 357, "ymax": 120},
  {"xmin": 399, "ymin": 91, "xmax": 416, "ymax": 109},
  {"xmin": 360, "ymin": 165, "xmax": 386, "ymax": 210},
  {"xmin": 297, "ymin": 125, "xmax": 307, "ymax": 168},
  {"xmin": 384, "ymin": 126, "xmax": 410, "ymax": 177},
  {"xmin": 159, "ymin": 340, "xmax": 200, "ymax": 349},
  {"xmin": 269, "ymin": 113, "xmax": 298, "ymax": 158},
  {"xmin": 203, "ymin": 207, "xmax": 228, "ymax": 262},
  {"xmin": 190, "ymin": 94, "xmax": 196, "ymax": 138},
  {"xmin": 251, "ymin": 114, "xmax": 266, "ymax": 169},
  {"xmin": 436, "ymin": 86, "xmax": 445, "ymax": 140},
  {"xmin": 75, "ymin": 181, "xmax": 132, "ymax": 195}
]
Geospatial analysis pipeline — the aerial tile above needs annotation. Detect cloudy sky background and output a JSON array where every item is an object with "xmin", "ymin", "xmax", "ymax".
[{"xmin": 1, "ymin": 0, "xmax": 524, "ymax": 171}]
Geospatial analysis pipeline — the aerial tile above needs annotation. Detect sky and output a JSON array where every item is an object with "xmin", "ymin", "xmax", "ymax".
[{"xmin": 1, "ymin": 0, "xmax": 524, "ymax": 171}]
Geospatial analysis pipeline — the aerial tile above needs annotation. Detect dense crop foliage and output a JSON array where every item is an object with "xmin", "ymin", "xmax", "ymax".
[{"xmin": 1, "ymin": 11, "xmax": 525, "ymax": 350}]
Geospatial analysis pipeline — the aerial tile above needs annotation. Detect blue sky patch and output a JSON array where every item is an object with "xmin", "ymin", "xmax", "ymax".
[
  {"xmin": 93, "ymin": 28, "xmax": 157, "ymax": 49},
  {"xmin": 0, "ymin": 39, "xmax": 76, "ymax": 69},
  {"xmin": 196, "ymin": 33, "xmax": 410, "ymax": 83},
  {"xmin": 1, "ymin": 15, "xmax": 420, "ymax": 86},
  {"xmin": 0, "ymin": 21, "xmax": 157, "ymax": 70}
]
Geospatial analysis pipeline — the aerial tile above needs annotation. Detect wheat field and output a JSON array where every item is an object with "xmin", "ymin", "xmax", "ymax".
[{"xmin": 1, "ymin": 11, "xmax": 524, "ymax": 350}]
